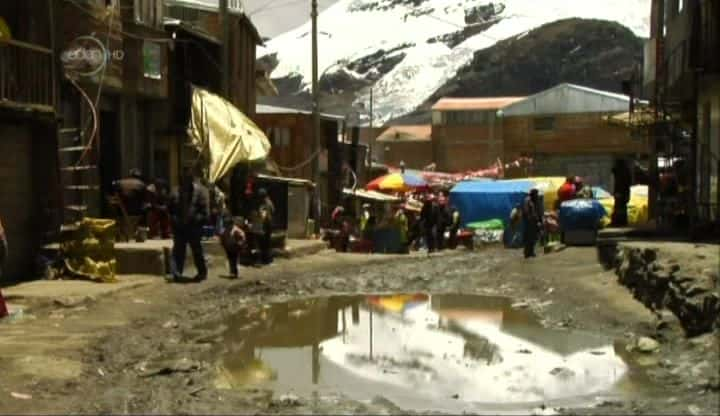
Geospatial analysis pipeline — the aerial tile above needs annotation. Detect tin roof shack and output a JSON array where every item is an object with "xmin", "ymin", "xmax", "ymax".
[
  {"xmin": 0, "ymin": 0, "xmax": 61, "ymax": 279},
  {"xmin": 254, "ymin": 175, "xmax": 314, "ymax": 239},
  {"xmin": 254, "ymin": 104, "xmax": 345, "ymax": 215},
  {"xmin": 431, "ymin": 97, "xmax": 525, "ymax": 173},
  {"xmin": 501, "ymin": 84, "xmax": 648, "ymax": 191},
  {"xmin": 376, "ymin": 125, "xmax": 433, "ymax": 170}
]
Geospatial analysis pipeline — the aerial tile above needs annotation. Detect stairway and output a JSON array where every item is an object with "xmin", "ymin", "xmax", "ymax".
[{"xmin": 58, "ymin": 126, "xmax": 100, "ymax": 229}]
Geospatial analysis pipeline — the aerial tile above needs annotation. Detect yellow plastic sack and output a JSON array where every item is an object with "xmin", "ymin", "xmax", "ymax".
[{"xmin": 60, "ymin": 218, "xmax": 118, "ymax": 283}]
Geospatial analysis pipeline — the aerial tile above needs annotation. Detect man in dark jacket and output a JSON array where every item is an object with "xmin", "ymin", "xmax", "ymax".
[
  {"xmin": 522, "ymin": 188, "xmax": 543, "ymax": 259},
  {"xmin": 256, "ymin": 188, "xmax": 275, "ymax": 265},
  {"xmin": 169, "ymin": 169, "xmax": 210, "ymax": 281},
  {"xmin": 420, "ymin": 194, "xmax": 438, "ymax": 253}
]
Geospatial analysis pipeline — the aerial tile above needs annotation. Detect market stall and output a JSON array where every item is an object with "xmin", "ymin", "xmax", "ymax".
[{"xmin": 341, "ymin": 188, "xmax": 403, "ymax": 253}]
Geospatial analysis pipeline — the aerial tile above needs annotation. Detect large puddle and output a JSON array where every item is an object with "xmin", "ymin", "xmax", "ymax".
[{"xmin": 212, "ymin": 294, "xmax": 644, "ymax": 413}]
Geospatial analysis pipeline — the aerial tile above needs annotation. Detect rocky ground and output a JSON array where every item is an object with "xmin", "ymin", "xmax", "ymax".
[{"xmin": 0, "ymin": 246, "xmax": 718, "ymax": 415}]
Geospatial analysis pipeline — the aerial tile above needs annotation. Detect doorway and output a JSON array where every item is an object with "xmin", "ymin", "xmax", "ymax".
[{"xmin": 99, "ymin": 110, "xmax": 120, "ymax": 217}]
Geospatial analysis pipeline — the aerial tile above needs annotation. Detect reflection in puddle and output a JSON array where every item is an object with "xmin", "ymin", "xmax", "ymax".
[{"xmin": 214, "ymin": 294, "xmax": 631, "ymax": 412}]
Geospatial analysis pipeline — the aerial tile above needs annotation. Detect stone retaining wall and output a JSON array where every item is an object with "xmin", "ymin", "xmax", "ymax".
[{"xmin": 606, "ymin": 244, "xmax": 720, "ymax": 336}]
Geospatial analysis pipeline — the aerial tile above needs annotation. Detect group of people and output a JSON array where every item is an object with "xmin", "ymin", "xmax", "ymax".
[
  {"xmin": 329, "ymin": 191, "xmax": 462, "ymax": 254},
  {"xmin": 419, "ymin": 193, "xmax": 462, "ymax": 252},
  {"xmin": 108, "ymin": 168, "xmax": 275, "ymax": 282}
]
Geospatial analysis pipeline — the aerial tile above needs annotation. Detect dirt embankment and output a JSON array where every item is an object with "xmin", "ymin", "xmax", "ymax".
[{"xmin": 605, "ymin": 242, "xmax": 720, "ymax": 336}]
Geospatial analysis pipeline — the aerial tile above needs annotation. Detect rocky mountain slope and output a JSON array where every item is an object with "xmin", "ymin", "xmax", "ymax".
[{"xmin": 257, "ymin": 0, "xmax": 650, "ymax": 124}]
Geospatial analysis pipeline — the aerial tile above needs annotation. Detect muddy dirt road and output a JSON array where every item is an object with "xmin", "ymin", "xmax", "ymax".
[{"xmin": 0, "ymin": 247, "xmax": 718, "ymax": 415}]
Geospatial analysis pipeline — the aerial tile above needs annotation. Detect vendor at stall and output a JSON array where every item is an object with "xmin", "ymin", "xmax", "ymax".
[{"xmin": 394, "ymin": 206, "xmax": 409, "ymax": 253}]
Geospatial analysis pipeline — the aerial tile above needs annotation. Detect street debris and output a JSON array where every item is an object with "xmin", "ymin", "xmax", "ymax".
[
  {"xmin": 138, "ymin": 358, "xmax": 202, "ymax": 377},
  {"xmin": 10, "ymin": 392, "xmax": 32, "ymax": 400}
]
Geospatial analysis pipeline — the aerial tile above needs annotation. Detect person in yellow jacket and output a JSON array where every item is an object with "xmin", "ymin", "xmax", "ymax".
[
  {"xmin": 395, "ymin": 206, "xmax": 409, "ymax": 253},
  {"xmin": 359, "ymin": 203, "xmax": 373, "ymax": 240}
]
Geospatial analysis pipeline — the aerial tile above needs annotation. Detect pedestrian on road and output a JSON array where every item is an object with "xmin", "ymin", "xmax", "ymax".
[
  {"xmin": 448, "ymin": 205, "xmax": 461, "ymax": 249},
  {"xmin": 435, "ymin": 195, "xmax": 450, "ymax": 251},
  {"xmin": 220, "ymin": 215, "xmax": 246, "ymax": 279},
  {"xmin": 394, "ymin": 206, "xmax": 409, "ymax": 253},
  {"xmin": 556, "ymin": 176, "xmax": 576, "ymax": 209},
  {"xmin": 522, "ymin": 188, "xmax": 543, "ymax": 259},
  {"xmin": 420, "ymin": 194, "xmax": 438, "ymax": 253},
  {"xmin": 257, "ymin": 188, "xmax": 275, "ymax": 265},
  {"xmin": 0, "ymin": 216, "xmax": 8, "ymax": 319},
  {"xmin": 146, "ymin": 178, "xmax": 171, "ymax": 239},
  {"xmin": 169, "ymin": 169, "xmax": 209, "ymax": 282}
]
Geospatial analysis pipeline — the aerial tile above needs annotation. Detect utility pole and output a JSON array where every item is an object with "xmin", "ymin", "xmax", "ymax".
[
  {"xmin": 311, "ymin": 0, "xmax": 320, "ymax": 187},
  {"xmin": 220, "ymin": 0, "xmax": 230, "ymax": 99},
  {"xmin": 368, "ymin": 88, "xmax": 373, "ymax": 174}
]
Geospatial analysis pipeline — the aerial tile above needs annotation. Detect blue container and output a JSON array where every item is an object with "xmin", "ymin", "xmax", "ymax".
[{"xmin": 559, "ymin": 199, "xmax": 607, "ymax": 231}]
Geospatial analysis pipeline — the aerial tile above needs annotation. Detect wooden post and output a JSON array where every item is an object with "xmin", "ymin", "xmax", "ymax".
[
  {"xmin": 220, "ymin": 0, "xmax": 230, "ymax": 99},
  {"xmin": 311, "ymin": 0, "xmax": 320, "ymax": 187},
  {"xmin": 368, "ymin": 88, "xmax": 373, "ymax": 174}
]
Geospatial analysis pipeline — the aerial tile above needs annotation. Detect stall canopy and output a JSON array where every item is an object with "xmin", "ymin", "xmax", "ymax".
[
  {"xmin": 188, "ymin": 86, "xmax": 271, "ymax": 183},
  {"xmin": 343, "ymin": 188, "xmax": 401, "ymax": 202},
  {"xmin": 449, "ymin": 180, "xmax": 536, "ymax": 227}
]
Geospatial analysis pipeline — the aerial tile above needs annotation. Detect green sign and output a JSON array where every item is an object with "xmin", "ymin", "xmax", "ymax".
[{"xmin": 142, "ymin": 41, "xmax": 162, "ymax": 80}]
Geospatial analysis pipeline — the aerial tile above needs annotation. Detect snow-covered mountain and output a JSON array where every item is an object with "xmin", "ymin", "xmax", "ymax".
[{"xmin": 257, "ymin": 0, "xmax": 651, "ymax": 124}]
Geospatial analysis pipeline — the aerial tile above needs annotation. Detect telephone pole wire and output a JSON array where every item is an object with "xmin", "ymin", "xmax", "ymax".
[{"xmin": 311, "ymin": 0, "xmax": 320, "ymax": 189}]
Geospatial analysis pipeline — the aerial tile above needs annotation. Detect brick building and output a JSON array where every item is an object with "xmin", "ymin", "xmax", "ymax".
[
  {"xmin": 376, "ymin": 125, "xmax": 433, "ymax": 169},
  {"xmin": 430, "ymin": 97, "xmax": 525, "ymax": 172},
  {"xmin": 501, "ymin": 83, "xmax": 648, "ymax": 190}
]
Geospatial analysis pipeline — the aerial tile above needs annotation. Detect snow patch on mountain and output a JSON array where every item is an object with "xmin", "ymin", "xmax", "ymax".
[{"xmin": 257, "ymin": 0, "xmax": 651, "ymax": 124}]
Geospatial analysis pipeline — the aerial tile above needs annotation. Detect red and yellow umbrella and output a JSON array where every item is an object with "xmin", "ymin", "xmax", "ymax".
[
  {"xmin": 367, "ymin": 294, "xmax": 429, "ymax": 313},
  {"xmin": 366, "ymin": 172, "xmax": 428, "ymax": 193}
]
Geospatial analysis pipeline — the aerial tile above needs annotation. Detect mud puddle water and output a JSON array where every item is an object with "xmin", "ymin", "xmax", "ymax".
[{"xmin": 211, "ymin": 294, "xmax": 652, "ymax": 414}]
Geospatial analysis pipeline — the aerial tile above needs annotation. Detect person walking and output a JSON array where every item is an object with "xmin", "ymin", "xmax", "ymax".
[
  {"xmin": 220, "ymin": 215, "xmax": 246, "ymax": 279},
  {"xmin": 169, "ymin": 169, "xmax": 210, "ymax": 282},
  {"xmin": 420, "ymin": 194, "xmax": 438, "ymax": 253},
  {"xmin": 612, "ymin": 160, "xmax": 631, "ymax": 226},
  {"xmin": 521, "ymin": 188, "xmax": 543, "ymax": 259},
  {"xmin": 448, "ymin": 205, "xmax": 461, "ymax": 249},
  {"xmin": 257, "ymin": 188, "xmax": 275, "ymax": 265},
  {"xmin": 146, "ymin": 178, "xmax": 171, "ymax": 239},
  {"xmin": 395, "ymin": 206, "xmax": 409, "ymax": 253},
  {"xmin": 435, "ymin": 195, "xmax": 451, "ymax": 251}
]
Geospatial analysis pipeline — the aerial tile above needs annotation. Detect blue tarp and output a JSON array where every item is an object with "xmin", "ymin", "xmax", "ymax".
[
  {"xmin": 449, "ymin": 180, "xmax": 539, "ymax": 227},
  {"xmin": 559, "ymin": 199, "xmax": 607, "ymax": 231},
  {"xmin": 450, "ymin": 180, "xmax": 540, "ymax": 248}
]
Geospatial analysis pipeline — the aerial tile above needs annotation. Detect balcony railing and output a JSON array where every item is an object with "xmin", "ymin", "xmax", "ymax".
[{"xmin": 0, "ymin": 38, "xmax": 54, "ymax": 109}]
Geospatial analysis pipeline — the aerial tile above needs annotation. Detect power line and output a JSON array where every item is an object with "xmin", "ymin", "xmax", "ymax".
[{"xmin": 247, "ymin": 0, "xmax": 306, "ymax": 17}]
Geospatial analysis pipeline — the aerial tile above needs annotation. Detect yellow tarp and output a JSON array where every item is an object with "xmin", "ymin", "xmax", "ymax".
[
  {"xmin": 188, "ymin": 87, "xmax": 271, "ymax": 183},
  {"xmin": 508, "ymin": 177, "xmax": 649, "ymax": 226},
  {"xmin": 60, "ymin": 218, "xmax": 117, "ymax": 283}
]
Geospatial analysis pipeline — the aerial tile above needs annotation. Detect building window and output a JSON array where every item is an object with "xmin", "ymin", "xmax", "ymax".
[
  {"xmin": 445, "ymin": 111, "xmax": 488, "ymax": 125},
  {"xmin": 267, "ymin": 127, "xmax": 291, "ymax": 148},
  {"xmin": 533, "ymin": 117, "xmax": 555, "ymax": 131}
]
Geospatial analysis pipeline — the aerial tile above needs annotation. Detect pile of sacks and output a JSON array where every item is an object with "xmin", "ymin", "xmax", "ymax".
[{"xmin": 58, "ymin": 218, "xmax": 118, "ymax": 283}]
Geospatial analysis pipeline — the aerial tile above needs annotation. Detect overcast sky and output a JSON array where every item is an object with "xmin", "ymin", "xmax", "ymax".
[{"xmin": 243, "ymin": 0, "xmax": 337, "ymax": 38}]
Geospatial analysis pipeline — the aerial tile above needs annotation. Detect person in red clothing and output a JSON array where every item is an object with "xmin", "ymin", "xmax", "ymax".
[
  {"xmin": 0, "ymin": 217, "xmax": 8, "ymax": 319},
  {"xmin": 556, "ymin": 176, "xmax": 577, "ymax": 209}
]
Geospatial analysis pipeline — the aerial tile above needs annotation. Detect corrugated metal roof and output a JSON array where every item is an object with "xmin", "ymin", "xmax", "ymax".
[
  {"xmin": 431, "ymin": 97, "xmax": 526, "ymax": 111},
  {"xmin": 256, "ymin": 104, "xmax": 344, "ymax": 121},
  {"xmin": 502, "ymin": 83, "xmax": 631, "ymax": 116},
  {"xmin": 376, "ymin": 125, "xmax": 432, "ymax": 142}
]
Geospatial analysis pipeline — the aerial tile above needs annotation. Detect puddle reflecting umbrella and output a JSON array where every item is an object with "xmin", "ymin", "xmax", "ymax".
[{"xmin": 367, "ymin": 294, "xmax": 429, "ymax": 314}]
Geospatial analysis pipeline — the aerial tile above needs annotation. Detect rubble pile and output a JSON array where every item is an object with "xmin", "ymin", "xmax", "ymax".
[{"xmin": 611, "ymin": 246, "xmax": 720, "ymax": 336}]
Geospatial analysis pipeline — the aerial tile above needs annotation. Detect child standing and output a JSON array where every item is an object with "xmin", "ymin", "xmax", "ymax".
[{"xmin": 220, "ymin": 216, "xmax": 246, "ymax": 279}]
